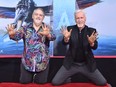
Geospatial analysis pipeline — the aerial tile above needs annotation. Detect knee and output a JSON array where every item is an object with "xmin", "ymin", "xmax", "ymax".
[
  {"xmin": 19, "ymin": 78, "xmax": 31, "ymax": 84},
  {"xmin": 35, "ymin": 81, "xmax": 47, "ymax": 84},
  {"xmin": 52, "ymin": 79, "xmax": 62, "ymax": 86},
  {"xmin": 95, "ymin": 80, "xmax": 107, "ymax": 86},
  {"xmin": 20, "ymin": 80, "xmax": 31, "ymax": 84}
]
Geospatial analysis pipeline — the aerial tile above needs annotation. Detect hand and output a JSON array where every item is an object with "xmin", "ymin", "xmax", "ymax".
[
  {"xmin": 87, "ymin": 31, "xmax": 98, "ymax": 46},
  {"xmin": 6, "ymin": 24, "xmax": 16, "ymax": 36},
  {"xmin": 60, "ymin": 26, "xmax": 72, "ymax": 39},
  {"xmin": 39, "ymin": 24, "xmax": 50, "ymax": 36}
]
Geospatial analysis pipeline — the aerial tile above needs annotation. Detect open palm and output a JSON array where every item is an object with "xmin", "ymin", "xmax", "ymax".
[
  {"xmin": 39, "ymin": 24, "xmax": 50, "ymax": 36},
  {"xmin": 61, "ymin": 26, "xmax": 72, "ymax": 38},
  {"xmin": 87, "ymin": 31, "xmax": 98, "ymax": 44},
  {"xmin": 6, "ymin": 24, "xmax": 16, "ymax": 36}
]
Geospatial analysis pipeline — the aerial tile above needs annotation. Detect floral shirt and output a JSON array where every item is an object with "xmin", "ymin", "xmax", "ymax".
[{"xmin": 10, "ymin": 23, "xmax": 56, "ymax": 72}]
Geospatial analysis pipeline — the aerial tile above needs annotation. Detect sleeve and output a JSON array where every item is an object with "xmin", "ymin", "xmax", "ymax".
[{"xmin": 47, "ymin": 26, "xmax": 56, "ymax": 41}]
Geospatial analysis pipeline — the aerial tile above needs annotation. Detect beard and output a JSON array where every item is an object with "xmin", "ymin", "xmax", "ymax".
[
  {"xmin": 77, "ymin": 23, "xmax": 85, "ymax": 29},
  {"xmin": 33, "ymin": 17, "xmax": 44, "ymax": 26},
  {"xmin": 34, "ymin": 19, "xmax": 42, "ymax": 25}
]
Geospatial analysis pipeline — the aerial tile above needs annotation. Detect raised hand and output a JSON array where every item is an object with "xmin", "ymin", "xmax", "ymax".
[
  {"xmin": 60, "ymin": 26, "xmax": 72, "ymax": 39},
  {"xmin": 60, "ymin": 26, "xmax": 72, "ymax": 42},
  {"xmin": 87, "ymin": 31, "xmax": 98, "ymax": 46},
  {"xmin": 6, "ymin": 24, "xmax": 16, "ymax": 36},
  {"xmin": 39, "ymin": 24, "xmax": 50, "ymax": 36}
]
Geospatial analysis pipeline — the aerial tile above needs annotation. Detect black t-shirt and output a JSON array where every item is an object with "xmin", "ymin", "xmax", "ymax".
[{"xmin": 73, "ymin": 27, "xmax": 86, "ymax": 63}]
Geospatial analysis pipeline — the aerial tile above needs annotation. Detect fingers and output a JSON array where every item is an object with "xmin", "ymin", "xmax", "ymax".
[
  {"xmin": 8, "ymin": 24, "xmax": 14, "ymax": 29},
  {"xmin": 95, "ymin": 32, "xmax": 98, "ymax": 37},
  {"xmin": 69, "ymin": 29, "xmax": 72, "ymax": 33},
  {"xmin": 61, "ymin": 25, "xmax": 67, "ymax": 31},
  {"xmin": 87, "ymin": 35, "xmax": 89, "ymax": 38},
  {"xmin": 60, "ymin": 26, "xmax": 65, "ymax": 34},
  {"xmin": 60, "ymin": 28, "xmax": 67, "ymax": 35},
  {"xmin": 92, "ymin": 31, "xmax": 98, "ymax": 36},
  {"xmin": 94, "ymin": 32, "xmax": 98, "ymax": 40},
  {"xmin": 90, "ymin": 31, "xmax": 98, "ymax": 38},
  {"xmin": 60, "ymin": 26, "xmax": 66, "ymax": 34},
  {"xmin": 42, "ymin": 24, "xmax": 46, "ymax": 30},
  {"xmin": 42, "ymin": 23, "xmax": 49, "ymax": 31},
  {"xmin": 42, "ymin": 24, "xmax": 45, "ymax": 30},
  {"xmin": 39, "ymin": 32, "xmax": 43, "ymax": 35},
  {"xmin": 91, "ymin": 31, "xmax": 95, "ymax": 35},
  {"xmin": 7, "ymin": 24, "xmax": 15, "ymax": 31},
  {"xmin": 87, "ymin": 31, "xmax": 98, "ymax": 44}
]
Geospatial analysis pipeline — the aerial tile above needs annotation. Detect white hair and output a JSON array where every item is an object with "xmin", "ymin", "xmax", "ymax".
[{"xmin": 74, "ymin": 9, "xmax": 86, "ymax": 16}]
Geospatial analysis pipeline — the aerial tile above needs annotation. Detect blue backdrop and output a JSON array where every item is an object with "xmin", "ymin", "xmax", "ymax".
[{"xmin": 0, "ymin": 0, "xmax": 116, "ymax": 56}]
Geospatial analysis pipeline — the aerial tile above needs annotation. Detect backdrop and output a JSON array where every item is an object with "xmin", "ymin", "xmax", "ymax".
[{"xmin": 0, "ymin": 0, "xmax": 116, "ymax": 57}]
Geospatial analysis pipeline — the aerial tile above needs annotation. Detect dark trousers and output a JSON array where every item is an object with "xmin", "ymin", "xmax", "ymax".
[
  {"xmin": 52, "ymin": 63, "xmax": 107, "ymax": 86},
  {"xmin": 20, "ymin": 63, "xmax": 49, "ymax": 84}
]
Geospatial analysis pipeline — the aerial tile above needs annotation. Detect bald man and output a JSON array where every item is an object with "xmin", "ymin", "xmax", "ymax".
[{"xmin": 52, "ymin": 10, "xmax": 107, "ymax": 86}]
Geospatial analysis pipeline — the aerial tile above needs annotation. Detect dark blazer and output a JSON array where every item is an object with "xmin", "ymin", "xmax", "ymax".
[{"xmin": 62, "ymin": 25, "xmax": 98, "ymax": 72}]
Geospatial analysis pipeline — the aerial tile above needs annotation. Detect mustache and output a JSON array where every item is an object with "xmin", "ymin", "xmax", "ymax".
[{"xmin": 35, "ymin": 17, "xmax": 41, "ymax": 20}]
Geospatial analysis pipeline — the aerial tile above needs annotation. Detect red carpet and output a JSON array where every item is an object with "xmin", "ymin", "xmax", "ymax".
[{"xmin": 0, "ymin": 83, "xmax": 110, "ymax": 87}]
